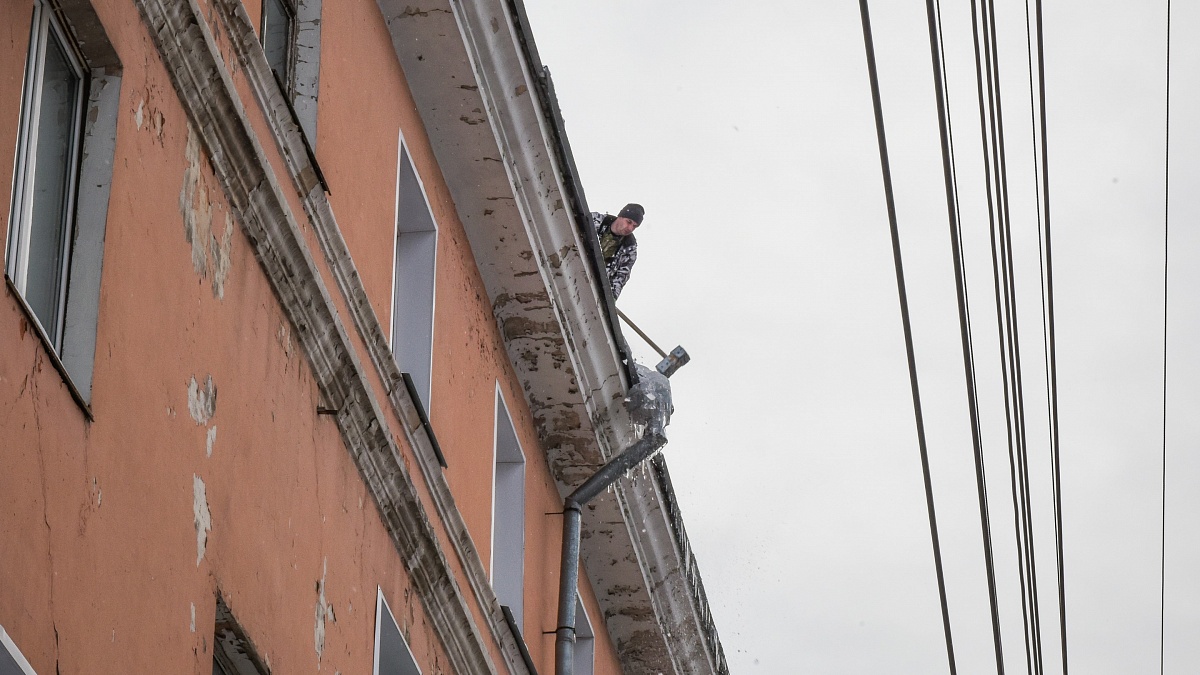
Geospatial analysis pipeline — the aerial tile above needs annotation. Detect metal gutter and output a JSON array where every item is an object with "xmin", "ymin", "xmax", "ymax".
[
  {"xmin": 502, "ymin": 0, "xmax": 637, "ymax": 386},
  {"xmin": 649, "ymin": 455, "xmax": 730, "ymax": 675},
  {"xmin": 372, "ymin": 0, "xmax": 726, "ymax": 671}
]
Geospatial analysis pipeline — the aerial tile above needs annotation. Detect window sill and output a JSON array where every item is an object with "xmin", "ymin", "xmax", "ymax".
[{"xmin": 5, "ymin": 274, "xmax": 94, "ymax": 421}]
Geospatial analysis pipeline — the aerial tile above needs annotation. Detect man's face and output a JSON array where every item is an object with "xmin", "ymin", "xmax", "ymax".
[{"xmin": 611, "ymin": 216, "xmax": 639, "ymax": 237}]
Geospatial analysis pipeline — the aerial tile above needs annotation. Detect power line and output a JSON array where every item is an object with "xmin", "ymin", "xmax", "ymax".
[
  {"xmin": 1028, "ymin": 0, "xmax": 1069, "ymax": 670},
  {"xmin": 925, "ymin": 2, "xmax": 1005, "ymax": 673},
  {"xmin": 1159, "ymin": 3, "xmax": 1171, "ymax": 673},
  {"xmin": 858, "ymin": 2, "xmax": 957, "ymax": 671},
  {"xmin": 967, "ymin": 0, "xmax": 1035, "ymax": 671}
]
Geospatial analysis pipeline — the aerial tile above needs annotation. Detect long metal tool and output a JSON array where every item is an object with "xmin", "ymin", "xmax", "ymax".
[
  {"xmin": 616, "ymin": 308, "xmax": 691, "ymax": 377},
  {"xmin": 616, "ymin": 308, "xmax": 667, "ymax": 358}
]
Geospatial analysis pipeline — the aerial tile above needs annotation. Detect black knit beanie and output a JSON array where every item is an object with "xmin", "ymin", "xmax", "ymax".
[{"xmin": 617, "ymin": 203, "xmax": 644, "ymax": 225}]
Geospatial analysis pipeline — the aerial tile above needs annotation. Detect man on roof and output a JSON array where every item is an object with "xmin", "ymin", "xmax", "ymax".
[{"xmin": 591, "ymin": 203, "xmax": 644, "ymax": 300}]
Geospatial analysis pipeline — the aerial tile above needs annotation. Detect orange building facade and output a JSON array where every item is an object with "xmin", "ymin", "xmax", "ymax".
[{"xmin": 0, "ymin": 0, "xmax": 726, "ymax": 674}]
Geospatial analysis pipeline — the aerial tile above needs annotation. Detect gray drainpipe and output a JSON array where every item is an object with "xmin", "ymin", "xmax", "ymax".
[{"xmin": 555, "ymin": 365, "xmax": 673, "ymax": 675}]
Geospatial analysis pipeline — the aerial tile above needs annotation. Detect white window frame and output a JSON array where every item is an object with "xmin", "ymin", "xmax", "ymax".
[
  {"xmin": 5, "ymin": 0, "xmax": 121, "ymax": 408},
  {"xmin": 491, "ymin": 384, "xmax": 527, "ymax": 626},
  {"xmin": 7, "ymin": 0, "xmax": 86, "ymax": 352},
  {"xmin": 574, "ymin": 594, "xmax": 595, "ymax": 675},
  {"xmin": 489, "ymin": 384, "xmax": 528, "ymax": 624},
  {"xmin": 259, "ymin": 0, "xmax": 321, "ymax": 145},
  {"xmin": 0, "ymin": 623, "xmax": 37, "ymax": 675},
  {"xmin": 373, "ymin": 588, "xmax": 421, "ymax": 675},
  {"xmin": 389, "ymin": 133, "xmax": 438, "ymax": 412}
]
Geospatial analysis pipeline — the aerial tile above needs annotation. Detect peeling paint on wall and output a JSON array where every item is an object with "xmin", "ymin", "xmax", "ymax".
[
  {"xmin": 190, "ymin": 602, "xmax": 196, "ymax": 633},
  {"xmin": 206, "ymin": 426, "xmax": 217, "ymax": 457},
  {"xmin": 213, "ymin": 212, "xmax": 234, "ymax": 300},
  {"xmin": 193, "ymin": 475, "xmax": 211, "ymax": 566},
  {"xmin": 188, "ymin": 375, "xmax": 217, "ymax": 426},
  {"xmin": 180, "ymin": 126, "xmax": 234, "ymax": 299},
  {"xmin": 181, "ymin": 128, "xmax": 213, "ymax": 276},
  {"xmin": 314, "ymin": 557, "xmax": 335, "ymax": 663},
  {"xmin": 277, "ymin": 321, "xmax": 293, "ymax": 361},
  {"xmin": 133, "ymin": 92, "xmax": 165, "ymax": 143}
]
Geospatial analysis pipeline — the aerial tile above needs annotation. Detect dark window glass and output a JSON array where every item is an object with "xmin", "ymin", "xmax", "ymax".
[
  {"xmin": 13, "ymin": 12, "xmax": 84, "ymax": 347},
  {"xmin": 262, "ymin": 0, "xmax": 294, "ymax": 88}
]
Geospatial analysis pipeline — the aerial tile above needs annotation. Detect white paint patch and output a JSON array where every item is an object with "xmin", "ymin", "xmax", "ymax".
[
  {"xmin": 277, "ymin": 322, "xmax": 293, "ymax": 361},
  {"xmin": 180, "ymin": 125, "xmax": 233, "ymax": 299},
  {"xmin": 193, "ymin": 475, "xmax": 212, "ymax": 566},
  {"xmin": 180, "ymin": 127, "xmax": 213, "ymax": 277},
  {"xmin": 134, "ymin": 99, "xmax": 144, "ymax": 129},
  {"xmin": 314, "ymin": 558, "xmax": 335, "ymax": 662},
  {"xmin": 188, "ymin": 375, "xmax": 217, "ymax": 426},
  {"xmin": 206, "ymin": 426, "xmax": 217, "ymax": 458},
  {"xmin": 190, "ymin": 602, "xmax": 196, "ymax": 632},
  {"xmin": 151, "ymin": 109, "xmax": 164, "ymax": 141},
  {"xmin": 212, "ymin": 212, "xmax": 234, "ymax": 300}
]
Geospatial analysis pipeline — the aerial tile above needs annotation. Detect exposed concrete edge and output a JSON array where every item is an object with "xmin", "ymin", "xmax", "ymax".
[
  {"xmin": 205, "ymin": 0, "xmax": 533, "ymax": 671},
  {"xmin": 132, "ymin": 1, "xmax": 501, "ymax": 672},
  {"xmin": 442, "ymin": 2, "xmax": 731, "ymax": 673},
  {"xmin": 614, "ymin": 460, "xmax": 729, "ymax": 675},
  {"xmin": 375, "ymin": 0, "xmax": 636, "ymax": 478},
  {"xmin": 647, "ymin": 456, "xmax": 730, "ymax": 674},
  {"xmin": 375, "ymin": 0, "xmax": 727, "ymax": 672}
]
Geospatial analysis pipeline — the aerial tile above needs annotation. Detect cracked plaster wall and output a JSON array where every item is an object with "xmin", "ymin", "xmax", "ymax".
[
  {"xmin": 0, "ymin": 1, "xmax": 452, "ymax": 672},
  {"xmin": 315, "ymin": 5, "xmax": 626, "ymax": 671},
  {"xmin": 0, "ymin": 1, "xmax": 630, "ymax": 675}
]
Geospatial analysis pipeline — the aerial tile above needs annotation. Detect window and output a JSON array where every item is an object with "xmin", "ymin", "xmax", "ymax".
[
  {"xmin": 259, "ymin": 0, "xmax": 322, "ymax": 145},
  {"xmin": 574, "ymin": 595, "xmax": 594, "ymax": 675},
  {"xmin": 212, "ymin": 596, "xmax": 269, "ymax": 675},
  {"xmin": 374, "ymin": 589, "xmax": 421, "ymax": 675},
  {"xmin": 261, "ymin": 0, "xmax": 295, "ymax": 93},
  {"xmin": 390, "ymin": 138, "xmax": 438, "ymax": 410},
  {"xmin": 9, "ymin": 2, "xmax": 85, "ymax": 353},
  {"xmin": 491, "ymin": 386, "xmax": 526, "ymax": 625},
  {"xmin": 6, "ymin": 0, "xmax": 121, "ymax": 405},
  {"xmin": 0, "ymin": 623, "xmax": 37, "ymax": 675}
]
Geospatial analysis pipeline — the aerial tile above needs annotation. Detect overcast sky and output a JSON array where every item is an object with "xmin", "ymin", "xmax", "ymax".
[{"xmin": 519, "ymin": 1, "xmax": 1200, "ymax": 672}]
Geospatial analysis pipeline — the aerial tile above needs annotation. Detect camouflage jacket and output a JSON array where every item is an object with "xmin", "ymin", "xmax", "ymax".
[{"xmin": 591, "ymin": 211, "xmax": 638, "ymax": 299}]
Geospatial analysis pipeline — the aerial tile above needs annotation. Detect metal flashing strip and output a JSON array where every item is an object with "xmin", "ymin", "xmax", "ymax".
[
  {"xmin": 132, "ymin": 1, "xmax": 498, "ymax": 672},
  {"xmin": 650, "ymin": 456, "xmax": 730, "ymax": 675},
  {"xmin": 3, "ymin": 275, "xmax": 93, "ymax": 420},
  {"xmin": 403, "ymin": 371, "xmax": 447, "ymax": 468},
  {"xmin": 503, "ymin": 0, "xmax": 636, "ymax": 387},
  {"xmin": 501, "ymin": 606, "xmax": 539, "ymax": 675}
]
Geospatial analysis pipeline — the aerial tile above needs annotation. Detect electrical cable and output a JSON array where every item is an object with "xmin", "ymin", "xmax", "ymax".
[
  {"xmin": 858, "ymin": 2, "xmax": 957, "ymax": 671},
  {"xmin": 1159, "ymin": 3, "xmax": 1171, "ymax": 673},
  {"xmin": 986, "ymin": 0, "xmax": 1047, "ymax": 663},
  {"xmin": 966, "ymin": 1, "xmax": 1028, "ymax": 671},
  {"xmin": 1027, "ymin": 0, "xmax": 1069, "ymax": 670},
  {"xmin": 925, "ymin": 2, "xmax": 1005, "ymax": 674},
  {"xmin": 973, "ymin": 0, "xmax": 1067, "ymax": 670}
]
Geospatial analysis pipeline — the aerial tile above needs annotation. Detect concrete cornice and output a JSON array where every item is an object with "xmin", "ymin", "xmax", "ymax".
[
  {"xmin": 375, "ymin": 1, "xmax": 727, "ymax": 673},
  {"xmin": 134, "ymin": 0, "xmax": 724, "ymax": 671},
  {"xmin": 202, "ymin": 0, "xmax": 536, "ymax": 672},
  {"xmin": 132, "ymin": 1, "xmax": 508, "ymax": 672},
  {"xmin": 374, "ymin": 0, "xmax": 635, "ymax": 474}
]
